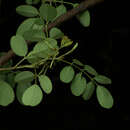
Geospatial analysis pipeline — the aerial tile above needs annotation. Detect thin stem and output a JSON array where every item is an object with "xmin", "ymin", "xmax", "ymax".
[
  {"xmin": 58, "ymin": 43, "xmax": 78, "ymax": 59},
  {"xmin": 44, "ymin": 65, "xmax": 49, "ymax": 75},
  {"xmin": 14, "ymin": 57, "xmax": 26, "ymax": 68},
  {"xmin": 38, "ymin": 64, "xmax": 47, "ymax": 75}
]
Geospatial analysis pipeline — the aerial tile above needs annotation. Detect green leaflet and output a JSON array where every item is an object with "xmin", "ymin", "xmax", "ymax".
[
  {"xmin": 54, "ymin": 4, "xmax": 67, "ymax": 20},
  {"xmin": 0, "ymin": 80, "xmax": 15, "ymax": 106},
  {"xmin": 22, "ymin": 84, "xmax": 43, "ymax": 106},
  {"xmin": 23, "ymin": 29, "xmax": 46, "ymax": 42},
  {"xmin": 16, "ymin": 5, "xmax": 39, "ymax": 17},
  {"xmin": 72, "ymin": 59, "xmax": 84, "ymax": 66},
  {"xmin": 94, "ymin": 75, "xmax": 112, "ymax": 84},
  {"xmin": 39, "ymin": 4, "xmax": 57, "ymax": 21},
  {"xmin": 49, "ymin": 27, "xmax": 64, "ymax": 39},
  {"xmin": 70, "ymin": 73, "xmax": 86, "ymax": 96},
  {"xmin": 14, "ymin": 71, "xmax": 34, "ymax": 83},
  {"xmin": 96, "ymin": 85, "xmax": 114, "ymax": 109},
  {"xmin": 84, "ymin": 65, "xmax": 98, "ymax": 76},
  {"xmin": 38, "ymin": 75, "xmax": 53, "ymax": 94},
  {"xmin": 16, "ymin": 18, "xmax": 37, "ymax": 36},
  {"xmin": 16, "ymin": 82, "xmax": 31, "ymax": 105},
  {"xmin": 77, "ymin": 10, "xmax": 90, "ymax": 27},
  {"xmin": 32, "ymin": 38, "xmax": 58, "ymax": 58},
  {"xmin": 82, "ymin": 81, "xmax": 95, "ymax": 101},
  {"xmin": 10, "ymin": 35, "xmax": 28, "ymax": 57},
  {"xmin": 27, "ymin": 51, "xmax": 42, "ymax": 64},
  {"xmin": 60, "ymin": 66, "xmax": 75, "ymax": 83}
]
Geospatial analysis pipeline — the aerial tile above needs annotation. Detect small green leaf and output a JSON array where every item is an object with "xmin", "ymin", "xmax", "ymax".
[
  {"xmin": 70, "ymin": 73, "xmax": 86, "ymax": 96},
  {"xmin": 22, "ymin": 84, "xmax": 43, "ymax": 106},
  {"xmin": 77, "ymin": 10, "xmax": 90, "ymax": 27},
  {"xmin": 10, "ymin": 35, "xmax": 28, "ymax": 56},
  {"xmin": 72, "ymin": 59, "xmax": 84, "ymax": 66},
  {"xmin": 39, "ymin": 75, "xmax": 53, "ymax": 94},
  {"xmin": 60, "ymin": 66, "xmax": 75, "ymax": 83},
  {"xmin": 49, "ymin": 27, "xmax": 64, "ymax": 39},
  {"xmin": 23, "ymin": 29, "xmax": 46, "ymax": 42},
  {"xmin": 14, "ymin": 71, "xmax": 34, "ymax": 83},
  {"xmin": 84, "ymin": 65, "xmax": 98, "ymax": 76},
  {"xmin": 16, "ymin": 5, "xmax": 39, "ymax": 17},
  {"xmin": 16, "ymin": 82, "xmax": 31, "ymax": 105},
  {"xmin": 27, "ymin": 51, "xmax": 42, "ymax": 64},
  {"xmin": 16, "ymin": 18, "xmax": 37, "ymax": 36},
  {"xmin": 39, "ymin": 4, "xmax": 57, "ymax": 21},
  {"xmin": 32, "ymin": 38, "xmax": 58, "ymax": 58},
  {"xmin": 96, "ymin": 85, "xmax": 114, "ymax": 109},
  {"xmin": 82, "ymin": 81, "xmax": 95, "ymax": 101},
  {"xmin": 94, "ymin": 75, "xmax": 112, "ymax": 84},
  {"xmin": 54, "ymin": 4, "xmax": 67, "ymax": 20},
  {"xmin": 0, "ymin": 80, "xmax": 15, "ymax": 106}
]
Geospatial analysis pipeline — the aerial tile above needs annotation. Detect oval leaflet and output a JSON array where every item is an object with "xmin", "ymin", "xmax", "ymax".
[
  {"xmin": 10, "ymin": 35, "xmax": 28, "ymax": 56},
  {"xmin": 38, "ymin": 75, "xmax": 53, "ymax": 94},
  {"xmin": 0, "ymin": 80, "xmax": 15, "ymax": 106},
  {"xmin": 96, "ymin": 85, "xmax": 114, "ymax": 109},
  {"xmin": 60, "ymin": 66, "xmax": 75, "ymax": 83}
]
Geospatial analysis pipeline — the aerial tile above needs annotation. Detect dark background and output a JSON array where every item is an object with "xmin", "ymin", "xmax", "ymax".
[{"xmin": 0, "ymin": 0, "xmax": 129, "ymax": 129}]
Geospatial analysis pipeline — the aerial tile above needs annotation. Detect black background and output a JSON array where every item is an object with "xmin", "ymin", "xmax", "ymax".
[{"xmin": 0, "ymin": 0, "xmax": 129, "ymax": 129}]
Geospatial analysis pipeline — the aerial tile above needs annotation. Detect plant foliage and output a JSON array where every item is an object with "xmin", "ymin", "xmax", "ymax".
[{"xmin": 0, "ymin": 0, "xmax": 112, "ymax": 109}]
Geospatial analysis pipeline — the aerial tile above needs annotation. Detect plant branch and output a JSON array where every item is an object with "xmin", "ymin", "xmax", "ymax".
[{"xmin": 0, "ymin": 0, "xmax": 104, "ymax": 67}]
